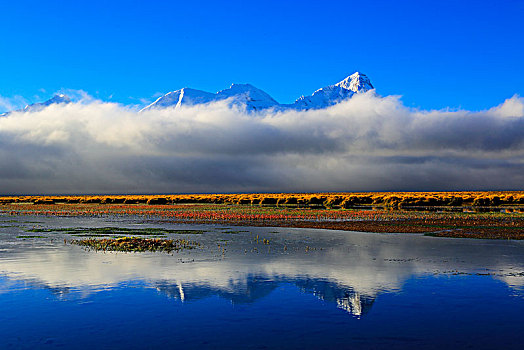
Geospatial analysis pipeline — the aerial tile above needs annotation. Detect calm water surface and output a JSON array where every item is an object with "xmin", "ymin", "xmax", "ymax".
[{"xmin": 1, "ymin": 215, "xmax": 523, "ymax": 349}]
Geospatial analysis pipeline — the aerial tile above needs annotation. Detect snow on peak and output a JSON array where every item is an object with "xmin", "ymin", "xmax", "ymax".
[
  {"xmin": 335, "ymin": 72, "xmax": 374, "ymax": 93},
  {"xmin": 18, "ymin": 94, "xmax": 72, "ymax": 113},
  {"xmin": 140, "ymin": 88, "xmax": 215, "ymax": 112},
  {"xmin": 0, "ymin": 94, "xmax": 72, "ymax": 116},
  {"xmin": 140, "ymin": 72, "xmax": 374, "ymax": 112},
  {"xmin": 45, "ymin": 94, "xmax": 72, "ymax": 105},
  {"xmin": 228, "ymin": 83, "xmax": 256, "ymax": 90},
  {"xmin": 291, "ymin": 72, "xmax": 374, "ymax": 110},
  {"xmin": 142, "ymin": 83, "xmax": 279, "ymax": 112},
  {"xmin": 216, "ymin": 83, "xmax": 279, "ymax": 110}
]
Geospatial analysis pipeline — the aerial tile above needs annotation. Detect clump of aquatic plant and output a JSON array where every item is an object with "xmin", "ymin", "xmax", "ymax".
[{"xmin": 71, "ymin": 236, "xmax": 200, "ymax": 253}]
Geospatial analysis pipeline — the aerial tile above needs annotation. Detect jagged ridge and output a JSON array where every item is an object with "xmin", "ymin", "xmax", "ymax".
[
  {"xmin": 141, "ymin": 72, "xmax": 374, "ymax": 112},
  {"xmin": 0, "ymin": 73, "xmax": 374, "ymax": 115}
]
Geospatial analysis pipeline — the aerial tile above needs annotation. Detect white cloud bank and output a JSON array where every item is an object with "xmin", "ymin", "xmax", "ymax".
[{"xmin": 0, "ymin": 92, "xmax": 523, "ymax": 194}]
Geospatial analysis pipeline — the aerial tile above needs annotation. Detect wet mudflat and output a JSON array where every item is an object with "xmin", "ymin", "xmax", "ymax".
[{"xmin": 1, "ymin": 214, "xmax": 524, "ymax": 349}]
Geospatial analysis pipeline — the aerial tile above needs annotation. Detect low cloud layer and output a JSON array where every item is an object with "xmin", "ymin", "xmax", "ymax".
[{"xmin": 0, "ymin": 92, "xmax": 523, "ymax": 194}]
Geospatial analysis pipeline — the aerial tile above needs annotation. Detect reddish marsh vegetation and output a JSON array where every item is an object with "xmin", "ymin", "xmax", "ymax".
[{"xmin": 1, "ymin": 194, "xmax": 523, "ymax": 240}]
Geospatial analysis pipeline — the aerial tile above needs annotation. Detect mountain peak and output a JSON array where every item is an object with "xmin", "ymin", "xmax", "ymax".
[
  {"xmin": 218, "ymin": 83, "xmax": 266, "ymax": 95},
  {"xmin": 140, "ymin": 87, "xmax": 215, "ymax": 111},
  {"xmin": 291, "ymin": 72, "xmax": 374, "ymax": 110},
  {"xmin": 18, "ymin": 94, "xmax": 71, "ymax": 113},
  {"xmin": 228, "ymin": 83, "xmax": 256, "ymax": 89},
  {"xmin": 21, "ymin": 93, "xmax": 72, "ymax": 112},
  {"xmin": 0, "ymin": 93, "xmax": 72, "ymax": 116},
  {"xmin": 335, "ymin": 72, "xmax": 373, "ymax": 93},
  {"xmin": 141, "ymin": 72, "xmax": 374, "ymax": 113},
  {"xmin": 46, "ymin": 94, "xmax": 72, "ymax": 104},
  {"xmin": 216, "ymin": 83, "xmax": 279, "ymax": 110}
]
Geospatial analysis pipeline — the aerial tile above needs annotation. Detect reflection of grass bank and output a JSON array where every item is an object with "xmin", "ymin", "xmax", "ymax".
[{"xmin": 71, "ymin": 237, "xmax": 200, "ymax": 253}]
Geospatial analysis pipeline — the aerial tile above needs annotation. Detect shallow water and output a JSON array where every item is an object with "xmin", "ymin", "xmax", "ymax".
[{"xmin": 1, "ymin": 215, "xmax": 523, "ymax": 349}]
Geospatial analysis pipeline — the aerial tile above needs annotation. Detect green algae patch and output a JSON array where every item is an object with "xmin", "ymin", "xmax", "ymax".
[
  {"xmin": 70, "ymin": 236, "xmax": 200, "ymax": 253},
  {"xmin": 17, "ymin": 235, "xmax": 46, "ymax": 239}
]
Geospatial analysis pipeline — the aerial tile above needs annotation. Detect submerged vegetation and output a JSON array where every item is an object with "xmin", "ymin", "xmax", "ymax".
[{"xmin": 71, "ymin": 236, "xmax": 200, "ymax": 253}]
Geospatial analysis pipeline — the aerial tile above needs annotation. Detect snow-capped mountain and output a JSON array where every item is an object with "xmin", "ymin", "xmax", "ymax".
[
  {"xmin": 141, "ymin": 72, "xmax": 373, "ymax": 112},
  {"xmin": 1, "ymin": 72, "xmax": 374, "ymax": 115},
  {"xmin": 289, "ymin": 72, "xmax": 374, "ymax": 110},
  {"xmin": 141, "ymin": 88, "xmax": 215, "ymax": 111},
  {"xmin": 215, "ymin": 83, "xmax": 279, "ymax": 110},
  {"xmin": 1, "ymin": 94, "xmax": 71, "ymax": 116},
  {"xmin": 141, "ymin": 83, "xmax": 279, "ymax": 112},
  {"xmin": 23, "ymin": 94, "xmax": 71, "ymax": 113}
]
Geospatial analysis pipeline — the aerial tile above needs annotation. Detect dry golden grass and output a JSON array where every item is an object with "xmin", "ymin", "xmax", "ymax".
[{"xmin": 0, "ymin": 191, "xmax": 523, "ymax": 209}]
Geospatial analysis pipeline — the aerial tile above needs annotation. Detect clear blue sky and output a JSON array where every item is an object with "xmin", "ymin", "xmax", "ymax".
[{"xmin": 0, "ymin": 0, "xmax": 522, "ymax": 110}]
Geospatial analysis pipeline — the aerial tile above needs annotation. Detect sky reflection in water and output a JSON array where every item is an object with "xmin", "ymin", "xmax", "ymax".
[{"xmin": 1, "ymin": 215, "xmax": 523, "ymax": 349}]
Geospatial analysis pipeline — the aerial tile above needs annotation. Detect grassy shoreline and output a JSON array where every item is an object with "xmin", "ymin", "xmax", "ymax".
[
  {"xmin": 1, "ymin": 191, "xmax": 523, "ymax": 209},
  {"xmin": 1, "ymin": 200, "xmax": 523, "ymax": 240}
]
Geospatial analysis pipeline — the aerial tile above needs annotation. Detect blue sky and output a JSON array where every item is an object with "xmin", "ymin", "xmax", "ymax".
[{"xmin": 0, "ymin": 0, "xmax": 522, "ymax": 111}]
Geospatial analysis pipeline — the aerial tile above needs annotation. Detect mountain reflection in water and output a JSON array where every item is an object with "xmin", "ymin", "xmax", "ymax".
[
  {"xmin": 1, "ymin": 216, "xmax": 524, "ymax": 349},
  {"xmin": 153, "ymin": 277, "xmax": 374, "ymax": 318},
  {"xmin": 1, "ymin": 216, "xmax": 523, "ymax": 312}
]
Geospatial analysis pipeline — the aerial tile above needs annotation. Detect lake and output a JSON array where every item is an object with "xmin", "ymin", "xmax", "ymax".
[{"xmin": 1, "ymin": 215, "xmax": 523, "ymax": 349}]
